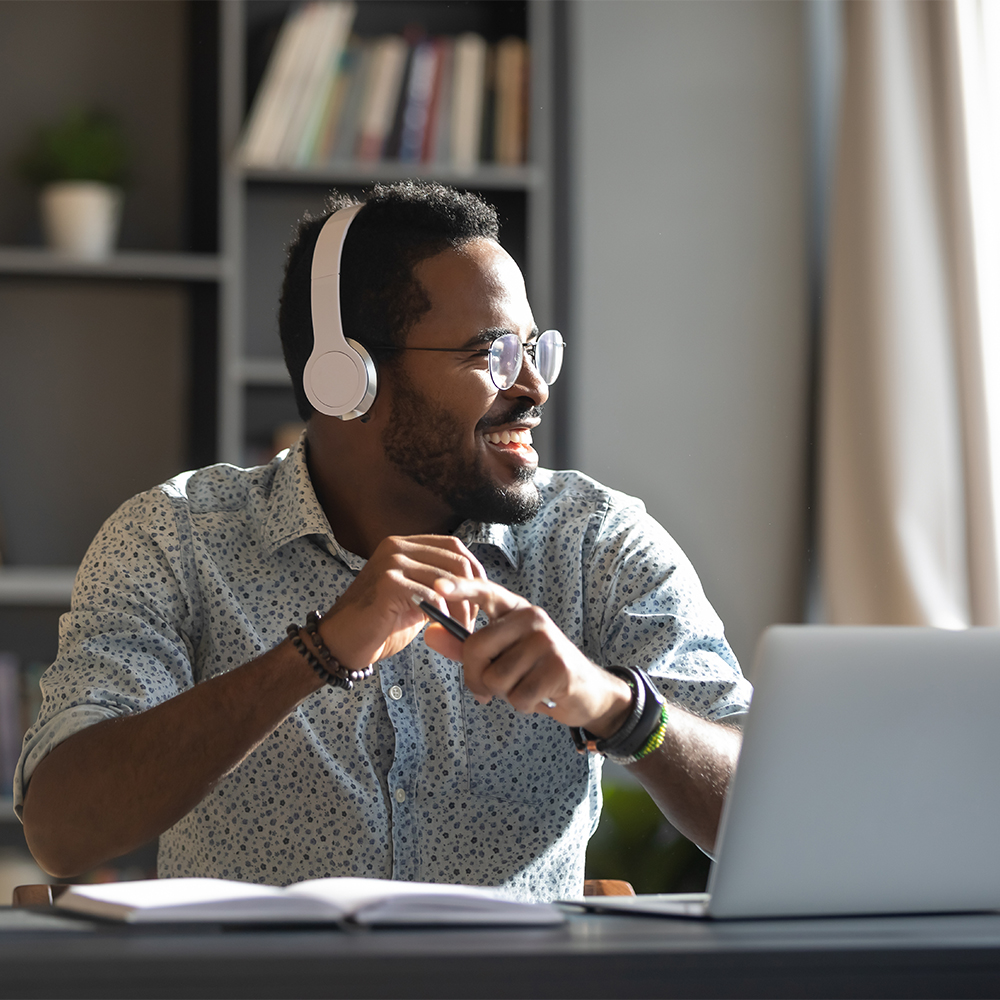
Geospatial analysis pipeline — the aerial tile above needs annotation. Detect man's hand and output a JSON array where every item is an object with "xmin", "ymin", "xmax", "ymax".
[
  {"xmin": 317, "ymin": 535, "xmax": 487, "ymax": 669},
  {"xmin": 421, "ymin": 575, "xmax": 742, "ymax": 856},
  {"xmin": 421, "ymin": 576, "xmax": 632, "ymax": 738}
]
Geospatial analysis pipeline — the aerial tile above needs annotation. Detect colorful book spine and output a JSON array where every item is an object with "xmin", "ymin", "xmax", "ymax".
[
  {"xmin": 398, "ymin": 40, "xmax": 439, "ymax": 163},
  {"xmin": 356, "ymin": 35, "xmax": 409, "ymax": 163},
  {"xmin": 240, "ymin": 11, "xmax": 528, "ymax": 171}
]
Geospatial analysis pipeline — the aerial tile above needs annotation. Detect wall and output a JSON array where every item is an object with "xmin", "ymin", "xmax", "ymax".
[
  {"xmin": 0, "ymin": 2, "xmax": 190, "ymax": 566},
  {"xmin": 570, "ymin": 0, "xmax": 808, "ymax": 671}
]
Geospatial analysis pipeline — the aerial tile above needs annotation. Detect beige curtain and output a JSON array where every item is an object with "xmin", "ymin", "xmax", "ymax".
[{"xmin": 819, "ymin": 0, "xmax": 1000, "ymax": 626}]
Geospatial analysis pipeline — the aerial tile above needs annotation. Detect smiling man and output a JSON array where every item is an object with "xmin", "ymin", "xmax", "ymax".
[{"xmin": 17, "ymin": 182, "xmax": 751, "ymax": 900}]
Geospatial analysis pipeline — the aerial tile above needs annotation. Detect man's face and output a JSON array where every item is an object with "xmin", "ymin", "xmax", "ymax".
[{"xmin": 379, "ymin": 238, "xmax": 549, "ymax": 525}]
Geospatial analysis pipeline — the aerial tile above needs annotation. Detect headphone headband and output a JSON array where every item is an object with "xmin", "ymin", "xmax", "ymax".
[{"xmin": 304, "ymin": 204, "xmax": 377, "ymax": 420}]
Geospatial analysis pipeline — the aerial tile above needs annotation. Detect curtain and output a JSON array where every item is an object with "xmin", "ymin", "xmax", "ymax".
[{"xmin": 819, "ymin": 0, "xmax": 1000, "ymax": 627}]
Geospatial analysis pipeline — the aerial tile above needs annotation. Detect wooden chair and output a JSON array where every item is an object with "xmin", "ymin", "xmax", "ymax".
[
  {"xmin": 14, "ymin": 880, "xmax": 634, "ymax": 906},
  {"xmin": 583, "ymin": 879, "xmax": 634, "ymax": 896},
  {"xmin": 11, "ymin": 884, "xmax": 68, "ymax": 907}
]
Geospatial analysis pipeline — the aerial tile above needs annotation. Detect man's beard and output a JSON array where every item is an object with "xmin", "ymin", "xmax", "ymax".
[{"xmin": 380, "ymin": 369, "xmax": 543, "ymax": 525}]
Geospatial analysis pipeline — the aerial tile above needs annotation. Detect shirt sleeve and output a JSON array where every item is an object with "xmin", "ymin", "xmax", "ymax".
[
  {"xmin": 13, "ymin": 488, "xmax": 201, "ymax": 819},
  {"xmin": 583, "ymin": 492, "xmax": 752, "ymax": 722}
]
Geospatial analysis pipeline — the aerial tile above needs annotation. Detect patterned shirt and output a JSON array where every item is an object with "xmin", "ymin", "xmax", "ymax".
[{"xmin": 15, "ymin": 436, "xmax": 751, "ymax": 901}]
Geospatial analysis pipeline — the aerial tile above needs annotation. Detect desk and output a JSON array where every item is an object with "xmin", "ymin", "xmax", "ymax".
[{"xmin": 2, "ymin": 908, "xmax": 1000, "ymax": 998}]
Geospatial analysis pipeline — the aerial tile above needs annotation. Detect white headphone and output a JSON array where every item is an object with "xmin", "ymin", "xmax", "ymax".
[{"xmin": 304, "ymin": 204, "xmax": 377, "ymax": 420}]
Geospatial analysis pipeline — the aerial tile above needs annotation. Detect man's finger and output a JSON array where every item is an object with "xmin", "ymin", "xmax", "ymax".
[{"xmin": 433, "ymin": 576, "xmax": 530, "ymax": 619}]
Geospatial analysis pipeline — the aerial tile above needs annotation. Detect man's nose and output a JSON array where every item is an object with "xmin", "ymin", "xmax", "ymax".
[{"xmin": 503, "ymin": 351, "xmax": 549, "ymax": 407}]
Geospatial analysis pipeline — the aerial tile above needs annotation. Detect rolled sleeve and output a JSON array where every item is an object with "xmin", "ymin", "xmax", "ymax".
[
  {"xmin": 14, "ymin": 490, "xmax": 200, "ymax": 818},
  {"xmin": 586, "ymin": 496, "xmax": 752, "ymax": 722}
]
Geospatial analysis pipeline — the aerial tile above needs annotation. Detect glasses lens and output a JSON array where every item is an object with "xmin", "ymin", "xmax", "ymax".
[
  {"xmin": 488, "ymin": 334, "xmax": 523, "ymax": 390},
  {"xmin": 536, "ymin": 330, "xmax": 564, "ymax": 385}
]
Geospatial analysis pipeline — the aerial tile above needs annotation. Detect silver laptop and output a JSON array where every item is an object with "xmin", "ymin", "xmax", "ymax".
[{"xmin": 580, "ymin": 625, "xmax": 1000, "ymax": 919}]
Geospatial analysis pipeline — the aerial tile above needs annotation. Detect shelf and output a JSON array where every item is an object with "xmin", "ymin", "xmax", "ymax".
[
  {"xmin": 242, "ymin": 162, "xmax": 544, "ymax": 191},
  {"xmin": 0, "ymin": 567, "xmax": 76, "ymax": 606},
  {"xmin": 0, "ymin": 248, "xmax": 227, "ymax": 282},
  {"xmin": 239, "ymin": 358, "xmax": 292, "ymax": 387}
]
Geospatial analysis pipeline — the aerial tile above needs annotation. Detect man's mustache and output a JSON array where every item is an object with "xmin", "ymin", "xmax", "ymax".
[{"xmin": 477, "ymin": 404, "xmax": 544, "ymax": 432}]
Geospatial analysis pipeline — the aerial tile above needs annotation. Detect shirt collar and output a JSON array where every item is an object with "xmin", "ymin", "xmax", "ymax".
[
  {"xmin": 261, "ymin": 433, "xmax": 343, "ymax": 559},
  {"xmin": 455, "ymin": 519, "xmax": 520, "ymax": 570},
  {"xmin": 261, "ymin": 432, "xmax": 520, "ymax": 572}
]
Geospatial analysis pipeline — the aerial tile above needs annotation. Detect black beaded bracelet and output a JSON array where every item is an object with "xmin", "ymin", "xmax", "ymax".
[
  {"xmin": 286, "ymin": 611, "xmax": 373, "ymax": 692},
  {"xmin": 287, "ymin": 623, "xmax": 349, "ymax": 689},
  {"xmin": 304, "ymin": 610, "xmax": 374, "ymax": 684}
]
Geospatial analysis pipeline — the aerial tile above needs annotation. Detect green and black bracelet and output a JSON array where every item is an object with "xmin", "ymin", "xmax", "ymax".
[{"xmin": 570, "ymin": 666, "xmax": 668, "ymax": 765}]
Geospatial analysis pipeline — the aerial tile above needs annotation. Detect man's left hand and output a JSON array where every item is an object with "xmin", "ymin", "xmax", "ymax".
[{"xmin": 425, "ymin": 577, "xmax": 632, "ymax": 738}]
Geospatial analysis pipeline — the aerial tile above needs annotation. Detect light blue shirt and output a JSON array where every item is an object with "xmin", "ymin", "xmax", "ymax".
[{"xmin": 16, "ymin": 436, "xmax": 751, "ymax": 901}]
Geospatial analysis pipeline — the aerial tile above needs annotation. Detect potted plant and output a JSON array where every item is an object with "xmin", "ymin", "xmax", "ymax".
[{"xmin": 17, "ymin": 108, "xmax": 129, "ymax": 260}]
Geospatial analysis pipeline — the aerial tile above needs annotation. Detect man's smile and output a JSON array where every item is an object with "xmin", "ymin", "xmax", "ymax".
[{"xmin": 483, "ymin": 427, "xmax": 537, "ymax": 464}]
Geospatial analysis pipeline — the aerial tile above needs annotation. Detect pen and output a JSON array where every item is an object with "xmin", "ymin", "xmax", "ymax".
[
  {"xmin": 412, "ymin": 594, "xmax": 557, "ymax": 709},
  {"xmin": 414, "ymin": 596, "xmax": 471, "ymax": 641}
]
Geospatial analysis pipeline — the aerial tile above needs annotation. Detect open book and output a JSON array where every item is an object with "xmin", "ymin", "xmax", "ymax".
[{"xmin": 55, "ymin": 877, "xmax": 564, "ymax": 926}]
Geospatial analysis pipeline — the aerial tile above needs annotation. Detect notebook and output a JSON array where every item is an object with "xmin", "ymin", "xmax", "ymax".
[
  {"xmin": 575, "ymin": 625, "xmax": 1000, "ymax": 920},
  {"xmin": 56, "ymin": 876, "xmax": 564, "ymax": 926}
]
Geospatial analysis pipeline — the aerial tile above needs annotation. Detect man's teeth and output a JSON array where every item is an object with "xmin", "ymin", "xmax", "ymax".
[{"xmin": 485, "ymin": 429, "xmax": 533, "ymax": 446}]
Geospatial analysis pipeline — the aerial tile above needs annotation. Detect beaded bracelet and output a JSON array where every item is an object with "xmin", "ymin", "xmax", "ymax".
[
  {"xmin": 304, "ymin": 611, "xmax": 374, "ymax": 683},
  {"xmin": 286, "ymin": 610, "xmax": 373, "ymax": 691},
  {"xmin": 627, "ymin": 704, "xmax": 670, "ymax": 764}
]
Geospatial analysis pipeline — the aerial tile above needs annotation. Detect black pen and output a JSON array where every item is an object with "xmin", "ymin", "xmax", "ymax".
[
  {"xmin": 414, "ymin": 595, "xmax": 471, "ymax": 641},
  {"xmin": 413, "ymin": 594, "xmax": 557, "ymax": 709}
]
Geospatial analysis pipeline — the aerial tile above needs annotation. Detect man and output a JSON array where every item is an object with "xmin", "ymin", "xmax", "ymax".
[{"xmin": 17, "ymin": 182, "xmax": 750, "ymax": 901}]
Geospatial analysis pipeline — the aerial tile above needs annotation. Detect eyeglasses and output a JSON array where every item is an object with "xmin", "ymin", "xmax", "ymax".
[{"xmin": 384, "ymin": 330, "xmax": 565, "ymax": 391}]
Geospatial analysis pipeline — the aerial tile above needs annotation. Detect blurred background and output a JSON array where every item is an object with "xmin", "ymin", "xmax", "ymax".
[{"xmin": 1, "ymin": 0, "xmax": 997, "ymax": 897}]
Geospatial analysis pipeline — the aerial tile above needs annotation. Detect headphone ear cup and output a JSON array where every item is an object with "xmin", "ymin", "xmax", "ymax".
[
  {"xmin": 345, "ymin": 338, "xmax": 377, "ymax": 416},
  {"xmin": 303, "ymin": 339, "xmax": 377, "ymax": 419}
]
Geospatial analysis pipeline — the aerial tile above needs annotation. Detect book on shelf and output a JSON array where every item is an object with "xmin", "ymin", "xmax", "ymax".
[
  {"xmin": 495, "ymin": 37, "xmax": 529, "ymax": 166},
  {"xmin": 56, "ymin": 876, "xmax": 565, "ymax": 926},
  {"xmin": 450, "ymin": 32, "xmax": 488, "ymax": 169},
  {"xmin": 241, "ymin": 2, "xmax": 357, "ymax": 167},
  {"xmin": 356, "ymin": 34, "xmax": 409, "ymax": 162},
  {"xmin": 426, "ymin": 38, "xmax": 455, "ymax": 164},
  {"xmin": 238, "ymin": 4, "xmax": 529, "ymax": 172}
]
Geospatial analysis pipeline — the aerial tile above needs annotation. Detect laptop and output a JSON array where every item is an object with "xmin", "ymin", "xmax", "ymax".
[{"xmin": 576, "ymin": 625, "xmax": 1000, "ymax": 919}]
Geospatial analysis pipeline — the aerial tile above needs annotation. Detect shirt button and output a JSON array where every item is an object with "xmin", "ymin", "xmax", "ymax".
[
  {"xmin": 394, "ymin": 788, "xmax": 406, "ymax": 803},
  {"xmin": 388, "ymin": 684, "xmax": 403, "ymax": 701}
]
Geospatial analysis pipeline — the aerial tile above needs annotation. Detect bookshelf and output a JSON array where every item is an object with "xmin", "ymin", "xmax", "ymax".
[
  {"xmin": 218, "ymin": 0, "xmax": 558, "ymax": 466},
  {"xmin": 0, "ymin": 0, "xmax": 561, "ymax": 880}
]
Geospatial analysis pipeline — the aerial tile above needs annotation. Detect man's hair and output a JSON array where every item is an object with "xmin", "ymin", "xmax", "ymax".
[{"xmin": 279, "ymin": 180, "xmax": 500, "ymax": 421}]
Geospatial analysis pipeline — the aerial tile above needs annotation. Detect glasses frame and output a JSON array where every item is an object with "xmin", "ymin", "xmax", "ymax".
[{"xmin": 382, "ymin": 330, "xmax": 565, "ymax": 391}]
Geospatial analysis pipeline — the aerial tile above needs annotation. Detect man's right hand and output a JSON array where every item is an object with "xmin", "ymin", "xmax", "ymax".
[
  {"xmin": 22, "ymin": 533, "xmax": 486, "ymax": 878},
  {"xmin": 316, "ymin": 534, "xmax": 487, "ymax": 670}
]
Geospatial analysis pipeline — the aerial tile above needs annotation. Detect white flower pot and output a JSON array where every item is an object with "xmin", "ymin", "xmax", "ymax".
[{"xmin": 40, "ymin": 181, "xmax": 123, "ymax": 260}]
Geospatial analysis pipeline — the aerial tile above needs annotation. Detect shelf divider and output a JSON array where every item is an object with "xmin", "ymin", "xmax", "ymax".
[
  {"xmin": 0, "ymin": 567, "xmax": 76, "ymax": 607},
  {"xmin": 0, "ymin": 248, "xmax": 227, "ymax": 282},
  {"xmin": 242, "ymin": 163, "xmax": 543, "ymax": 191}
]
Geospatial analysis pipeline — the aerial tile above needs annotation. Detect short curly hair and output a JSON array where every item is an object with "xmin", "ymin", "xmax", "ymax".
[{"xmin": 279, "ymin": 180, "xmax": 500, "ymax": 421}]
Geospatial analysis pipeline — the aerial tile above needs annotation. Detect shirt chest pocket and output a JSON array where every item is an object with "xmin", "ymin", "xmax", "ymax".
[{"xmin": 461, "ymin": 692, "xmax": 590, "ymax": 803}]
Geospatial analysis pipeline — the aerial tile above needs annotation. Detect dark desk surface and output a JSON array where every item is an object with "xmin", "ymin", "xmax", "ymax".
[{"xmin": 3, "ymin": 906, "xmax": 1000, "ymax": 999}]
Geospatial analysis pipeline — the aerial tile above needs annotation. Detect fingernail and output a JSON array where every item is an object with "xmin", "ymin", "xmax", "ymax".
[{"xmin": 436, "ymin": 579, "xmax": 456, "ymax": 594}]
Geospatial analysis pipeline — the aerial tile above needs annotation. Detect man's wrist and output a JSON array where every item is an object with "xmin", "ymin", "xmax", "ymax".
[
  {"xmin": 583, "ymin": 674, "xmax": 634, "ymax": 739},
  {"xmin": 570, "ymin": 668, "xmax": 668, "ymax": 764}
]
